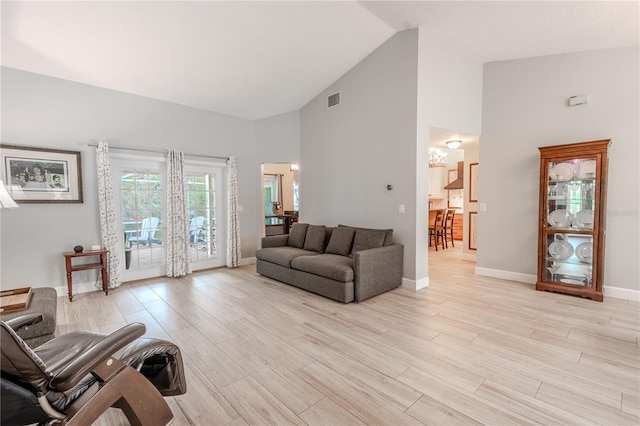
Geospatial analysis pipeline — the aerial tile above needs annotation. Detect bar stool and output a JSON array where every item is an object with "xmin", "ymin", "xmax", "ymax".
[
  {"xmin": 443, "ymin": 209, "xmax": 456, "ymax": 248},
  {"xmin": 428, "ymin": 209, "xmax": 446, "ymax": 251}
]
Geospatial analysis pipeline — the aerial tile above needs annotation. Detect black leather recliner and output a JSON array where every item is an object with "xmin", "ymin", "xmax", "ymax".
[{"xmin": 1, "ymin": 313, "xmax": 186, "ymax": 425}]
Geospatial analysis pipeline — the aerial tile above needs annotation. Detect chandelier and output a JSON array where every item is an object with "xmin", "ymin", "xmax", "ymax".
[{"xmin": 429, "ymin": 148, "xmax": 448, "ymax": 167}]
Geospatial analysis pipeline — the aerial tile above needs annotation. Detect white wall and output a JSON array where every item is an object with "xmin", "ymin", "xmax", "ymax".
[
  {"xmin": 254, "ymin": 111, "xmax": 300, "ymax": 243},
  {"xmin": 478, "ymin": 46, "xmax": 639, "ymax": 298},
  {"xmin": 418, "ymin": 29, "xmax": 483, "ymax": 136},
  {"xmin": 461, "ymin": 141, "xmax": 479, "ymax": 257},
  {"xmin": 417, "ymin": 27, "xmax": 483, "ymax": 284},
  {"xmin": 300, "ymin": 29, "xmax": 419, "ymax": 280},
  {"xmin": 299, "ymin": 27, "xmax": 483, "ymax": 286},
  {"xmin": 0, "ymin": 67, "xmax": 259, "ymax": 289},
  {"xmin": 255, "ymin": 111, "xmax": 300, "ymax": 164}
]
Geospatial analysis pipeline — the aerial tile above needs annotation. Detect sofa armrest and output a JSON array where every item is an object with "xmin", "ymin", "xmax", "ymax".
[
  {"xmin": 353, "ymin": 244, "xmax": 403, "ymax": 302},
  {"xmin": 261, "ymin": 235, "xmax": 289, "ymax": 248}
]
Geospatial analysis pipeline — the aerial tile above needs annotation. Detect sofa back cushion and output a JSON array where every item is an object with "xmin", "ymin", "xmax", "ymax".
[
  {"xmin": 338, "ymin": 224, "xmax": 393, "ymax": 246},
  {"xmin": 303, "ymin": 225, "xmax": 327, "ymax": 253},
  {"xmin": 351, "ymin": 229, "xmax": 386, "ymax": 255},
  {"xmin": 287, "ymin": 223, "xmax": 308, "ymax": 248},
  {"xmin": 325, "ymin": 227, "xmax": 356, "ymax": 256}
]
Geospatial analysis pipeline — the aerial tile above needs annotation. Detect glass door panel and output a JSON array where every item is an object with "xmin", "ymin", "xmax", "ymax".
[
  {"xmin": 120, "ymin": 170, "xmax": 165, "ymax": 273},
  {"xmin": 185, "ymin": 163, "xmax": 225, "ymax": 269}
]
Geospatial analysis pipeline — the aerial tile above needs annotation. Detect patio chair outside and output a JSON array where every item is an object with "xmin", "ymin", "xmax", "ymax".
[
  {"xmin": 189, "ymin": 216, "xmax": 206, "ymax": 245},
  {"xmin": 128, "ymin": 217, "xmax": 161, "ymax": 246}
]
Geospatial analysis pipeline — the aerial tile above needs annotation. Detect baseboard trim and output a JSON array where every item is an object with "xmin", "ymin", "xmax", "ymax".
[
  {"xmin": 475, "ymin": 267, "xmax": 640, "ymax": 301},
  {"xmin": 402, "ymin": 276, "xmax": 429, "ymax": 291},
  {"xmin": 461, "ymin": 253, "xmax": 477, "ymax": 262},
  {"xmin": 240, "ymin": 257, "xmax": 257, "ymax": 266},
  {"xmin": 603, "ymin": 286, "xmax": 640, "ymax": 302},
  {"xmin": 475, "ymin": 267, "xmax": 537, "ymax": 284},
  {"xmin": 54, "ymin": 259, "xmax": 258, "ymax": 297},
  {"xmin": 54, "ymin": 281, "xmax": 99, "ymax": 298},
  {"xmin": 55, "ymin": 263, "xmax": 639, "ymax": 302}
]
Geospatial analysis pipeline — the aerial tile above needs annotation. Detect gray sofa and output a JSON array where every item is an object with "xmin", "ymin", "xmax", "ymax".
[{"xmin": 256, "ymin": 223, "xmax": 403, "ymax": 303}]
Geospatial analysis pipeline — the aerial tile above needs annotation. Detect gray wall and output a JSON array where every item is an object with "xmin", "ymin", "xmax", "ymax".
[
  {"xmin": 478, "ymin": 46, "xmax": 639, "ymax": 294},
  {"xmin": 0, "ymin": 67, "xmax": 259, "ymax": 289},
  {"xmin": 300, "ymin": 29, "xmax": 419, "ymax": 280}
]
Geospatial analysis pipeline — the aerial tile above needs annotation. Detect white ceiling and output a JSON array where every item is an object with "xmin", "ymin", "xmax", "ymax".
[{"xmin": 2, "ymin": 1, "xmax": 638, "ymax": 120}]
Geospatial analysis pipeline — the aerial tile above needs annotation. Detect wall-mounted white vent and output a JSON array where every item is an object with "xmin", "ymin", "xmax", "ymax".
[
  {"xmin": 328, "ymin": 92, "xmax": 341, "ymax": 108},
  {"xmin": 568, "ymin": 94, "xmax": 588, "ymax": 106}
]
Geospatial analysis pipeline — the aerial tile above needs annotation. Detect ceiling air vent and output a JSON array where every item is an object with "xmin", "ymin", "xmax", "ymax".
[{"xmin": 328, "ymin": 92, "xmax": 341, "ymax": 108}]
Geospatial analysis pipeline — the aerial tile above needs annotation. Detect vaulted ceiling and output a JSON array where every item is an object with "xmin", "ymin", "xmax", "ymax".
[{"xmin": 2, "ymin": 1, "xmax": 638, "ymax": 120}]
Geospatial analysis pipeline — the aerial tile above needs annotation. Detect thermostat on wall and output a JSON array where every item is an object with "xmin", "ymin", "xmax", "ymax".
[{"xmin": 569, "ymin": 95, "xmax": 588, "ymax": 106}]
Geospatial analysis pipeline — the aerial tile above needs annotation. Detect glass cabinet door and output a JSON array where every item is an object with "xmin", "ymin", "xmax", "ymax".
[
  {"xmin": 546, "ymin": 158, "xmax": 596, "ymax": 230},
  {"xmin": 544, "ymin": 233, "xmax": 593, "ymax": 288},
  {"xmin": 544, "ymin": 158, "xmax": 598, "ymax": 288}
]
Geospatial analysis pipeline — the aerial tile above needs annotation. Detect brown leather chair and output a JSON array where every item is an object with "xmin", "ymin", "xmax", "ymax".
[
  {"xmin": 1, "ymin": 314, "xmax": 186, "ymax": 426},
  {"xmin": 429, "ymin": 209, "xmax": 446, "ymax": 251},
  {"xmin": 443, "ymin": 209, "xmax": 456, "ymax": 248}
]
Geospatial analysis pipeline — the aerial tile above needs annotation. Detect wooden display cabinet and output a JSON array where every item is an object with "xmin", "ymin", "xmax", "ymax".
[{"xmin": 536, "ymin": 139, "xmax": 610, "ymax": 301}]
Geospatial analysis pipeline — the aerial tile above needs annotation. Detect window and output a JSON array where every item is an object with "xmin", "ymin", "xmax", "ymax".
[{"xmin": 263, "ymin": 173, "xmax": 280, "ymax": 215}]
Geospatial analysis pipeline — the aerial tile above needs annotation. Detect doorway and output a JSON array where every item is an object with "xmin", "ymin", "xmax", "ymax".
[
  {"xmin": 261, "ymin": 163, "xmax": 299, "ymax": 236},
  {"xmin": 427, "ymin": 127, "xmax": 479, "ymax": 262}
]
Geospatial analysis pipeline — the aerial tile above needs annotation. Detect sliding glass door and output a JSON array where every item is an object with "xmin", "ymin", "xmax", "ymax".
[{"xmin": 112, "ymin": 153, "xmax": 226, "ymax": 281}]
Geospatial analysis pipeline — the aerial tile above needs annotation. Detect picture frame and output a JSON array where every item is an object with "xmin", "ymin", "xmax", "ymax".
[
  {"xmin": 469, "ymin": 211, "xmax": 478, "ymax": 250},
  {"xmin": 0, "ymin": 144, "xmax": 83, "ymax": 203},
  {"xmin": 469, "ymin": 162, "xmax": 479, "ymax": 203}
]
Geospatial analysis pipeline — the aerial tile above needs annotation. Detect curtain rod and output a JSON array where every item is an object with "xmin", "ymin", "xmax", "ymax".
[{"xmin": 87, "ymin": 143, "xmax": 230, "ymax": 161}]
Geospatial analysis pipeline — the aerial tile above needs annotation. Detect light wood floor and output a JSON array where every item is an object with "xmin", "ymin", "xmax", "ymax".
[{"xmin": 57, "ymin": 246, "xmax": 640, "ymax": 425}]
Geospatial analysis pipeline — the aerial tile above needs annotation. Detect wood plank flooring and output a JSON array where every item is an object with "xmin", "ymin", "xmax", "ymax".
[{"xmin": 56, "ymin": 246, "xmax": 640, "ymax": 425}]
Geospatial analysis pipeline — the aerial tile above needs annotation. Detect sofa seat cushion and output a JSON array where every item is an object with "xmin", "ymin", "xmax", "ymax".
[
  {"xmin": 291, "ymin": 254, "xmax": 354, "ymax": 283},
  {"xmin": 255, "ymin": 246, "xmax": 316, "ymax": 268}
]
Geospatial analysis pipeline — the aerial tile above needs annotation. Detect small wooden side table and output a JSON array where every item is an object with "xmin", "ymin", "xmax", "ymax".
[{"xmin": 63, "ymin": 250, "xmax": 109, "ymax": 302}]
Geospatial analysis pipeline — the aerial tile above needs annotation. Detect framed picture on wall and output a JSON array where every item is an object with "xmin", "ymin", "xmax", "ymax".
[
  {"xmin": 469, "ymin": 211, "xmax": 478, "ymax": 250},
  {"xmin": 0, "ymin": 144, "xmax": 83, "ymax": 203},
  {"xmin": 469, "ymin": 162, "xmax": 479, "ymax": 202}
]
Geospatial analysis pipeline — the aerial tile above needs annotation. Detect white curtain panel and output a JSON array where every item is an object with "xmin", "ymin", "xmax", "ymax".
[
  {"xmin": 226, "ymin": 156, "xmax": 241, "ymax": 268},
  {"xmin": 96, "ymin": 142, "xmax": 122, "ymax": 289},
  {"xmin": 166, "ymin": 149, "xmax": 192, "ymax": 277}
]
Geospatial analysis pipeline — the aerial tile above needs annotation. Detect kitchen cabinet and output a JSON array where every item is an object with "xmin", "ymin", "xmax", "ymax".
[
  {"xmin": 452, "ymin": 214, "xmax": 463, "ymax": 240},
  {"xmin": 428, "ymin": 166, "xmax": 446, "ymax": 199},
  {"xmin": 536, "ymin": 139, "xmax": 610, "ymax": 301}
]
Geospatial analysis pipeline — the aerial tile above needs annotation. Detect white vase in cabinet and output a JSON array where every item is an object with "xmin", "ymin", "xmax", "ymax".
[{"xmin": 428, "ymin": 166, "xmax": 445, "ymax": 199}]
